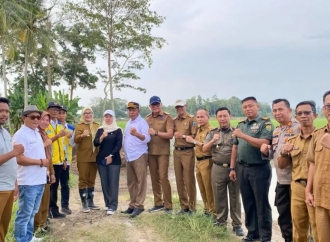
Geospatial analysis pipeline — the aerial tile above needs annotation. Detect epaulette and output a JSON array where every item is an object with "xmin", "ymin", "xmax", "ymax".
[
  {"xmin": 265, "ymin": 121, "xmax": 272, "ymax": 125},
  {"xmin": 261, "ymin": 116, "xmax": 270, "ymax": 120},
  {"xmin": 287, "ymin": 135, "xmax": 298, "ymax": 142},
  {"xmin": 146, "ymin": 113, "xmax": 152, "ymax": 117},
  {"xmin": 211, "ymin": 127, "xmax": 218, "ymax": 131},
  {"xmin": 163, "ymin": 111, "xmax": 170, "ymax": 115},
  {"xmin": 173, "ymin": 116, "xmax": 178, "ymax": 121},
  {"xmin": 188, "ymin": 114, "xmax": 194, "ymax": 118},
  {"xmin": 238, "ymin": 119, "xmax": 245, "ymax": 124}
]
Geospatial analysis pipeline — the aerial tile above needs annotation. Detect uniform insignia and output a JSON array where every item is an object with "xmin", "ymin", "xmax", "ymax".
[
  {"xmin": 272, "ymin": 138, "xmax": 278, "ymax": 144},
  {"xmin": 265, "ymin": 123, "xmax": 272, "ymax": 131},
  {"xmin": 273, "ymin": 130, "xmax": 279, "ymax": 135},
  {"xmin": 287, "ymin": 121, "xmax": 292, "ymax": 126},
  {"xmin": 206, "ymin": 133, "xmax": 211, "ymax": 140},
  {"xmin": 286, "ymin": 129, "xmax": 293, "ymax": 133},
  {"xmin": 193, "ymin": 122, "xmax": 197, "ymax": 126}
]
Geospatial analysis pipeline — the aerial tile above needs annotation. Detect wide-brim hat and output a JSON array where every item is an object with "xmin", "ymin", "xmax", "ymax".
[{"xmin": 21, "ymin": 105, "xmax": 42, "ymax": 117}]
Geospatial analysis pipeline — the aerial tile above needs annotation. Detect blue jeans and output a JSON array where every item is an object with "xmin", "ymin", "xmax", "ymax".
[{"xmin": 14, "ymin": 184, "xmax": 44, "ymax": 242}]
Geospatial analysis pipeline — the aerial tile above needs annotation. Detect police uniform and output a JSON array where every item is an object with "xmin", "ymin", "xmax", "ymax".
[
  {"xmin": 233, "ymin": 115, "xmax": 273, "ymax": 241},
  {"xmin": 271, "ymin": 118, "xmax": 300, "ymax": 241},
  {"xmin": 146, "ymin": 111, "xmax": 173, "ymax": 210},
  {"xmin": 194, "ymin": 123, "xmax": 214, "ymax": 214},
  {"xmin": 286, "ymin": 132, "xmax": 318, "ymax": 242},
  {"xmin": 206, "ymin": 126, "xmax": 242, "ymax": 227},
  {"xmin": 306, "ymin": 125, "xmax": 330, "ymax": 242},
  {"xmin": 173, "ymin": 113, "xmax": 197, "ymax": 211}
]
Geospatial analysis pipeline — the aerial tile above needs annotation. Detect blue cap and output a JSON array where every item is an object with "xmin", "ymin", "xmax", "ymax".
[
  {"xmin": 60, "ymin": 105, "xmax": 67, "ymax": 112},
  {"xmin": 149, "ymin": 96, "xmax": 161, "ymax": 105},
  {"xmin": 47, "ymin": 101, "xmax": 61, "ymax": 109}
]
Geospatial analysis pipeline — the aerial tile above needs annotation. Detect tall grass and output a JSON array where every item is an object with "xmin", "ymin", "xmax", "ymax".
[{"xmin": 5, "ymin": 202, "xmax": 18, "ymax": 242}]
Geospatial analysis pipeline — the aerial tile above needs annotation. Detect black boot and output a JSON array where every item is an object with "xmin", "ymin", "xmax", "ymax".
[
  {"xmin": 79, "ymin": 189, "xmax": 90, "ymax": 213},
  {"xmin": 87, "ymin": 187, "xmax": 100, "ymax": 210}
]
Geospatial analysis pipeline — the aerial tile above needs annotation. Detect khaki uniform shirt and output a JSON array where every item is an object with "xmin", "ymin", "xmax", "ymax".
[
  {"xmin": 233, "ymin": 115, "xmax": 274, "ymax": 164},
  {"xmin": 194, "ymin": 123, "xmax": 213, "ymax": 158},
  {"xmin": 206, "ymin": 126, "xmax": 235, "ymax": 164},
  {"xmin": 272, "ymin": 118, "xmax": 300, "ymax": 184},
  {"xmin": 287, "ymin": 131, "xmax": 312, "ymax": 182},
  {"xmin": 173, "ymin": 113, "xmax": 197, "ymax": 148},
  {"xmin": 306, "ymin": 125, "xmax": 330, "ymax": 210},
  {"xmin": 146, "ymin": 111, "xmax": 174, "ymax": 155}
]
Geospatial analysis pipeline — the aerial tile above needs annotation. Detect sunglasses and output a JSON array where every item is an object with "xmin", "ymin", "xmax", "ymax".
[
  {"xmin": 324, "ymin": 104, "xmax": 330, "ymax": 110},
  {"xmin": 26, "ymin": 115, "xmax": 41, "ymax": 120},
  {"xmin": 84, "ymin": 112, "xmax": 93, "ymax": 115},
  {"xmin": 296, "ymin": 111, "xmax": 313, "ymax": 117}
]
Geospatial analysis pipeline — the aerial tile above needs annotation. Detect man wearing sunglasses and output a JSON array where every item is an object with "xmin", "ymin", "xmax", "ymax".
[
  {"xmin": 46, "ymin": 102, "xmax": 67, "ymax": 219},
  {"xmin": 146, "ymin": 96, "xmax": 174, "ymax": 214},
  {"xmin": 0, "ymin": 97, "xmax": 24, "ymax": 241},
  {"xmin": 13, "ymin": 105, "xmax": 49, "ymax": 242},
  {"xmin": 276, "ymin": 100, "xmax": 318, "ymax": 242},
  {"xmin": 306, "ymin": 90, "xmax": 330, "ymax": 242}
]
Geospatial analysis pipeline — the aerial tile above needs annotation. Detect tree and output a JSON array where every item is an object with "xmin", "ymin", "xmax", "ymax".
[{"xmin": 66, "ymin": 0, "xmax": 166, "ymax": 110}]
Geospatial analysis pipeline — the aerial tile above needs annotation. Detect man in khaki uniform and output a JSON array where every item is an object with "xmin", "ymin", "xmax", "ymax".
[
  {"xmin": 186, "ymin": 109, "xmax": 214, "ymax": 216},
  {"xmin": 277, "ymin": 101, "xmax": 318, "ymax": 242},
  {"xmin": 146, "ymin": 96, "xmax": 174, "ymax": 214},
  {"xmin": 306, "ymin": 90, "xmax": 330, "ymax": 242},
  {"xmin": 173, "ymin": 99, "xmax": 197, "ymax": 214},
  {"xmin": 203, "ymin": 107, "xmax": 244, "ymax": 237}
]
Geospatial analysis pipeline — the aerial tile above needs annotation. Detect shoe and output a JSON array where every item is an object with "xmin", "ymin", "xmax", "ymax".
[
  {"xmin": 241, "ymin": 235, "xmax": 259, "ymax": 242},
  {"xmin": 176, "ymin": 209, "xmax": 191, "ymax": 215},
  {"xmin": 51, "ymin": 211, "xmax": 66, "ymax": 219},
  {"xmin": 213, "ymin": 220, "xmax": 227, "ymax": 228},
  {"xmin": 61, "ymin": 207, "xmax": 72, "ymax": 215},
  {"xmin": 104, "ymin": 206, "xmax": 108, "ymax": 211},
  {"xmin": 285, "ymin": 239, "xmax": 292, "ymax": 242},
  {"xmin": 79, "ymin": 189, "xmax": 90, "ymax": 213},
  {"xmin": 233, "ymin": 226, "xmax": 244, "ymax": 236},
  {"xmin": 107, "ymin": 209, "xmax": 115, "ymax": 215},
  {"xmin": 164, "ymin": 208, "xmax": 173, "ymax": 214},
  {"xmin": 41, "ymin": 225, "xmax": 50, "ymax": 233},
  {"xmin": 148, "ymin": 204, "xmax": 165, "ymax": 213},
  {"xmin": 121, "ymin": 207, "xmax": 134, "ymax": 214},
  {"xmin": 130, "ymin": 208, "xmax": 144, "ymax": 218},
  {"xmin": 87, "ymin": 187, "xmax": 100, "ymax": 210},
  {"xmin": 203, "ymin": 211, "xmax": 212, "ymax": 217},
  {"xmin": 30, "ymin": 236, "xmax": 43, "ymax": 242}
]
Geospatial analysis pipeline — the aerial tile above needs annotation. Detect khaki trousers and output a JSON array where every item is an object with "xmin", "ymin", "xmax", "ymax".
[
  {"xmin": 34, "ymin": 184, "xmax": 50, "ymax": 231},
  {"xmin": 196, "ymin": 158, "xmax": 214, "ymax": 213},
  {"xmin": 127, "ymin": 154, "xmax": 148, "ymax": 209},
  {"xmin": 212, "ymin": 164, "xmax": 241, "ymax": 226},
  {"xmin": 291, "ymin": 181, "xmax": 318, "ymax": 242},
  {"xmin": 77, "ymin": 162, "xmax": 98, "ymax": 189},
  {"xmin": 0, "ymin": 190, "xmax": 14, "ymax": 241},
  {"xmin": 173, "ymin": 149, "xmax": 196, "ymax": 210},
  {"xmin": 315, "ymin": 206, "xmax": 330, "ymax": 242},
  {"xmin": 148, "ymin": 155, "xmax": 172, "ymax": 209}
]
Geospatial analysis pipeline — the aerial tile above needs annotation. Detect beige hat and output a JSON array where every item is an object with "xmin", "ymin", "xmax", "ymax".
[
  {"xmin": 174, "ymin": 99, "xmax": 186, "ymax": 107},
  {"xmin": 21, "ymin": 105, "xmax": 42, "ymax": 117}
]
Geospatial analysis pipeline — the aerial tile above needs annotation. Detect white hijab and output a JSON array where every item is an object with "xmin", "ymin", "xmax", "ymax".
[{"xmin": 99, "ymin": 109, "xmax": 120, "ymax": 133}]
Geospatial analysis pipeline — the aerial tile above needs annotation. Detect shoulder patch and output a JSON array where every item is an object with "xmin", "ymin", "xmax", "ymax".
[
  {"xmin": 265, "ymin": 122, "xmax": 272, "ymax": 131},
  {"xmin": 261, "ymin": 116, "xmax": 270, "ymax": 120},
  {"xmin": 192, "ymin": 121, "xmax": 197, "ymax": 126}
]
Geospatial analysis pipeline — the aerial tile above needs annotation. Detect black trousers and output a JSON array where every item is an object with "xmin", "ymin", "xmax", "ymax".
[
  {"xmin": 275, "ymin": 182, "xmax": 292, "ymax": 240},
  {"xmin": 60, "ymin": 166, "xmax": 70, "ymax": 208},
  {"xmin": 50, "ymin": 164, "xmax": 64, "ymax": 212},
  {"xmin": 237, "ymin": 162, "xmax": 272, "ymax": 241}
]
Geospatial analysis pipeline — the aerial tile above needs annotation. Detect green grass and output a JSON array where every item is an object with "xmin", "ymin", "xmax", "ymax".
[{"xmin": 5, "ymin": 202, "xmax": 17, "ymax": 242}]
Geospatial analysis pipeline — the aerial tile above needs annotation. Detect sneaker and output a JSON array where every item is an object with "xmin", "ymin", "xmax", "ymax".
[
  {"xmin": 148, "ymin": 204, "xmax": 165, "ymax": 213},
  {"xmin": 51, "ymin": 211, "xmax": 66, "ymax": 219},
  {"xmin": 233, "ymin": 226, "xmax": 244, "ymax": 236},
  {"xmin": 104, "ymin": 206, "xmax": 108, "ymax": 211},
  {"xmin": 164, "ymin": 208, "xmax": 173, "ymax": 214},
  {"xmin": 121, "ymin": 207, "xmax": 134, "ymax": 214},
  {"xmin": 241, "ymin": 235, "xmax": 260, "ymax": 242},
  {"xmin": 130, "ymin": 208, "xmax": 144, "ymax": 218},
  {"xmin": 176, "ymin": 209, "xmax": 191, "ymax": 215},
  {"xmin": 107, "ymin": 209, "xmax": 115, "ymax": 215},
  {"xmin": 203, "ymin": 211, "xmax": 212, "ymax": 217},
  {"xmin": 41, "ymin": 225, "xmax": 50, "ymax": 233},
  {"xmin": 30, "ymin": 236, "xmax": 43, "ymax": 242},
  {"xmin": 61, "ymin": 207, "xmax": 72, "ymax": 215},
  {"xmin": 213, "ymin": 220, "xmax": 227, "ymax": 228}
]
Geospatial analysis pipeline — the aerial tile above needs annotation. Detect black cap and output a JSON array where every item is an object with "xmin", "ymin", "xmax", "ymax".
[{"xmin": 47, "ymin": 102, "xmax": 61, "ymax": 109}]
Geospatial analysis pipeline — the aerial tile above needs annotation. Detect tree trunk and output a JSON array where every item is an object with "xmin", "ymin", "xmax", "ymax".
[
  {"xmin": 24, "ymin": 45, "xmax": 28, "ymax": 107},
  {"xmin": 47, "ymin": 21, "xmax": 52, "ymax": 97},
  {"xmin": 2, "ymin": 39, "xmax": 12, "ymax": 133},
  {"xmin": 108, "ymin": 47, "xmax": 114, "ymax": 111},
  {"xmin": 70, "ymin": 83, "xmax": 73, "ymax": 101}
]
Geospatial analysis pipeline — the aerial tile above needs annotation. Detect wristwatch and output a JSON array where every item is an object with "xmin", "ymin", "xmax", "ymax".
[
  {"xmin": 280, "ymin": 152, "xmax": 290, "ymax": 157},
  {"xmin": 228, "ymin": 167, "xmax": 235, "ymax": 171},
  {"xmin": 183, "ymin": 135, "xmax": 186, "ymax": 139},
  {"xmin": 193, "ymin": 140, "xmax": 197, "ymax": 145}
]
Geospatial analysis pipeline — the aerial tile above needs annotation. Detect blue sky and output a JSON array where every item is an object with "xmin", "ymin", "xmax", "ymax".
[{"xmin": 61, "ymin": 0, "xmax": 330, "ymax": 108}]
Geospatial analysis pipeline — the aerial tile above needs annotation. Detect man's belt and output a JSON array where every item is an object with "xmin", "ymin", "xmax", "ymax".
[
  {"xmin": 213, "ymin": 162, "xmax": 229, "ymax": 167},
  {"xmin": 238, "ymin": 161, "xmax": 268, "ymax": 167},
  {"xmin": 196, "ymin": 156, "xmax": 212, "ymax": 161},
  {"xmin": 295, "ymin": 179, "xmax": 307, "ymax": 187},
  {"xmin": 174, "ymin": 146, "xmax": 194, "ymax": 151}
]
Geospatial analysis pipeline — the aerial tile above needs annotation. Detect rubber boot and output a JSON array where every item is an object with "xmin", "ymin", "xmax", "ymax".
[
  {"xmin": 79, "ymin": 189, "xmax": 90, "ymax": 213},
  {"xmin": 87, "ymin": 187, "xmax": 100, "ymax": 210}
]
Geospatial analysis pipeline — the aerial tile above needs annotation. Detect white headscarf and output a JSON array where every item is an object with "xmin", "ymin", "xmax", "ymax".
[{"xmin": 99, "ymin": 110, "xmax": 120, "ymax": 133}]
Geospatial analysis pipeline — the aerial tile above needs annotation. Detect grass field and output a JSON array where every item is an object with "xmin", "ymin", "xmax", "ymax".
[{"xmin": 117, "ymin": 118, "xmax": 328, "ymax": 130}]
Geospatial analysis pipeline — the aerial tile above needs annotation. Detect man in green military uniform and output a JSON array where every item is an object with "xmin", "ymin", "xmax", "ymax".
[
  {"xmin": 229, "ymin": 96, "xmax": 274, "ymax": 242},
  {"xmin": 203, "ymin": 107, "xmax": 244, "ymax": 237}
]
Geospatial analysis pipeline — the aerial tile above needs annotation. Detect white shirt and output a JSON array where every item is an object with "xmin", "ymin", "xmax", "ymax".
[
  {"xmin": 123, "ymin": 115, "xmax": 151, "ymax": 161},
  {"xmin": 13, "ymin": 125, "xmax": 47, "ymax": 185}
]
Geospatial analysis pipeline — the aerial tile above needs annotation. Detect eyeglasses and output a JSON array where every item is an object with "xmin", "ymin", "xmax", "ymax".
[
  {"xmin": 84, "ymin": 112, "xmax": 93, "ymax": 115},
  {"xmin": 150, "ymin": 103, "xmax": 160, "ymax": 107},
  {"xmin": 48, "ymin": 108, "xmax": 59, "ymax": 112},
  {"xmin": 26, "ymin": 115, "xmax": 41, "ymax": 120},
  {"xmin": 324, "ymin": 104, "xmax": 330, "ymax": 110},
  {"xmin": 296, "ymin": 111, "xmax": 313, "ymax": 117}
]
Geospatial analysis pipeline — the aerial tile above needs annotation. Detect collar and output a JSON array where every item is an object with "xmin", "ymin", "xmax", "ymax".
[
  {"xmin": 152, "ymin": 110, "xmax": 164, "ymax": 118},
  {"xmin": 325, "ymin": 124, "xmax": 330, "ymax": 132},
  {"xmin": 219, "ymin": 126, "xmax": 233, "ymax": 132},
  {"xmin": 131, "ymin": 115, "xmax": 142, "ymax": 122},
  {"xmin": 50, "ymin": 119, "xmax": 58, "ymax": 125},
  {"xmin": 246, "ymin": 114, "xmax": 260, "ymax": 123},
  {"xmin": 177, "ymin": 113, "xmax": 188, "ymax": 120},
  {"xmin": 22, "ymin": 124, "xmax": 39, "ymax": 133},
  {"xmin": 199, "ymin": 123, "xmax": 211, "ymax": 131}
]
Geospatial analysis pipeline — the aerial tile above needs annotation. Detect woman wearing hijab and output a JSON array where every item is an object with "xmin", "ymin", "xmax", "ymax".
[
  {"xmin": 34, "ymin": 111, "xmax": 55, "ymax": 232},
  {"xmin": 94, "ymin": 110, "xmax": 123, "ymax": 215},
  {"xmin": 74, "ymin": 107, "xmax": 100, "ymax": 212}
]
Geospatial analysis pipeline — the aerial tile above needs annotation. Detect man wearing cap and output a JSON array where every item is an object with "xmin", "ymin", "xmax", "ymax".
[
  {"xmin": 0, "ymin": 97, "xmax": 24, "ymax": 241},
  {"xmin": 173, "ymin": 99, "xmax": 197, "ymax": 214},
  {"xmin": 13, "ymin": 105, "xmax": 49, "ymax": 242},
  {"xmin": 122, "ymin": 102, "xmax": 151, "ymax": 218},
  {"xmin": 58, "ymin": 105, "xmax": 75, "ymax": 215},
  {"xmin": 146, "ymin": 96, "xmax": 174, "ymax": 214},
  {"xmin": 46, "ymin": 102, "xmax": 66, "ymax": 219}
]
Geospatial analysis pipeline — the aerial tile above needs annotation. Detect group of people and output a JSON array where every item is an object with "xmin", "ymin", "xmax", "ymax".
[{"xmin": 0, "ymin": 90, "xmax": 330, "ymax": 242}]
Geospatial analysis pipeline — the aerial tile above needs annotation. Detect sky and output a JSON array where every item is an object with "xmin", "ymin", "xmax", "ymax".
[{"xmin": 59, "ymin": 0, "xmax": 330, "ymax": 108}]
